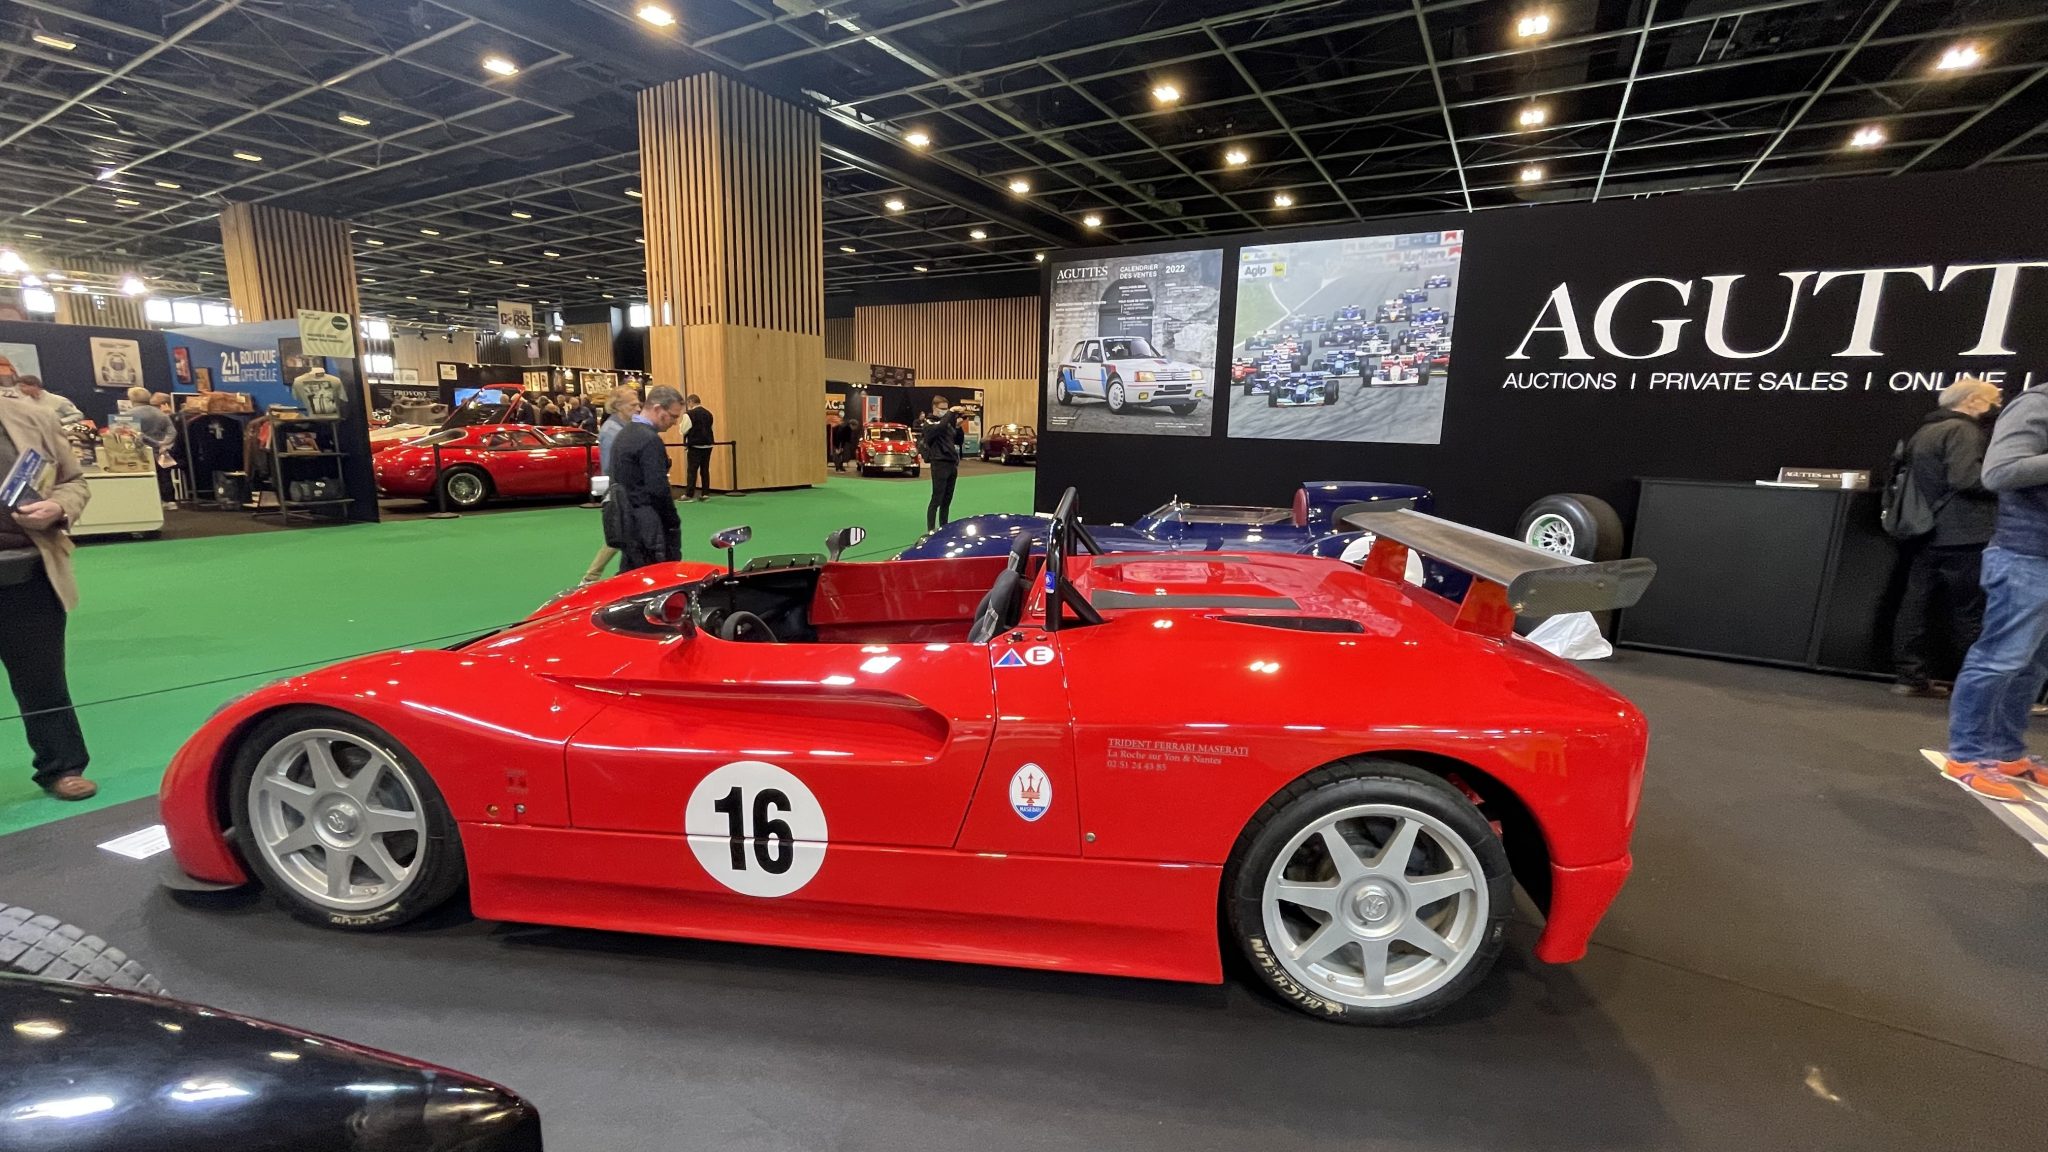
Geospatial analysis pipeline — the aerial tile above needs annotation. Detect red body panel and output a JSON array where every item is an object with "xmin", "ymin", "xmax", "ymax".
[
  {"xmin": 161, "ymin": 549, "xmax": 1647, "ymax": 984},
  {"xmin": 373, "ymin": 424, "xmax": 598, "ymax": 500}
]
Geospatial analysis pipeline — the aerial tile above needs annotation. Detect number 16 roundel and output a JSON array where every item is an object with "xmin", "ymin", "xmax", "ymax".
[{"xmin": 685, "ymin": 761, "xmax": 828, "ymax": 897}]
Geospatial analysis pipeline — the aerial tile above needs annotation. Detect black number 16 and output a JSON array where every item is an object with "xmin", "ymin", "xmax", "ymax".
[{"xmin": 711, "ymin": 786, "xmax": 795, "ymax": 874}]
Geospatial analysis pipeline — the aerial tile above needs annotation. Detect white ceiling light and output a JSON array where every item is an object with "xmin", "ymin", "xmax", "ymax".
[
  {"xmin": 114, "ymin": 198, "xmax": 139, "ymax": 207},
  {"xmin": 904, "ymin": 129, "xmax": 931, "ymax": 148},
  {"xmin": 1151, "ymin": 82, "xmax": 1181, "ymax": 105},
  {"xmin": 1516, "ymin": 11, "xmax": 1552, "ymax": 38},
  {"xmin": 1035, "ymin": 253, "xmax": 1046, "ymax": 262},
  {"xmin": 419, "ymin": 268, "xmax": 435, "ymax": 275},
  {"xmin": 0, "ymin": 250, "xmax": 25, "ymax": 275},
  {"xmin": 486, "ymin": 258, "xmax": 504, "ymax": 265},
  {"xmin": 1518, "ymin": 105, "xmax": 1548, "ymax": 128},
  {"xmin": 637, "ymin": 5, "xmax": 675, "ymax": 27},
  {"xmin": 1224, "ymin": 147, "xmax": 1248, "ymax": 167},
  {"xmin": 1082, "ymin": 213, "xmax": 1102, "ymax": 228},
  {"xmin": 913, "ymin": 264, "xmax": 929, "ymax": 273},
  {"xmin": 63, "ymin": 217, "xmax": 86, "ymax": 225},
  {"xmin": 969, "ymin": 228, "xmax": 987, "ymax": 240},
  {"xmin": 419, "ymin": 228, "xmax": 440, "ymax": 236},
  {"xmin": 1272, "ymin": 192, "xmax": 1294, "ymax": 208},
  {"xmin": 624, "ymin": 187, "xmax": 642, "ymax": 198},
  {"xmin": 31, "ymin": 33, "xmax": 76, "ymax": 51},
  {"xmin": 1849, "ymin": 125, "xmax": 1886, "ymax": 149},
  {"xmin": 516, "ymin": 282, "xmax": 530, "ymax": 288},
  {"xmin": 510, "ymin": 209, "xmax": 532, "ymax": 219},
  {"xmin": 120, "ymin": 275, "xmax": 147, "ymax": 296},
  {"xmin": 839, "ymin": 245, "xmax": 856, "ymax": 254},
  {"xmin": 1007, "ymin": 178, "xmax": 1031, "ymax": 194},
  {"xmin": 884, "ymin": 197, "xmax": 906, "ymax": 212},
  {"xmin": 153, "ymin": 180, "xmax": 181, "ymax": 189},
  {"xmin": 483, "ymin": 56, "xmax": 519, "ymax": 77},
  {"xmin": 542, "ymin": 250, "xmax": 560, "ymax": 258},
  {"xmin": 1936, "ymin": 42, "xmax": 1985, "ymax": 72},
  {"xmin": 1520, "ymin": 165, "xmax": 1545, "ymax": 182},
  {"xmin": 365, "ymin": 238, "xmax": 384, "ymax": 246},
  {"xmin": 337, "ymin": 113, "xmax": 372, "ymax": 127},
  {"xmin": 232, "ymin": 151, "xmax": 263, "ymax": 163}
]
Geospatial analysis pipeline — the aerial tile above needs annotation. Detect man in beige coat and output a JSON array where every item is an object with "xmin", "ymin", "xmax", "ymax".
[{"xmin": 0, "ymin": 393, "xmax": 94, "ymax": 800}]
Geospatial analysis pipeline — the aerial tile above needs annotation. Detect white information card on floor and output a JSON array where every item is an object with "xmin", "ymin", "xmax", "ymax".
[{"xmin": 98, "ymin": 824, "xmax": 171, "ymax": 860}]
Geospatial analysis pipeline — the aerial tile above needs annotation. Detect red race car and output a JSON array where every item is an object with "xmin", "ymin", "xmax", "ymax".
[
  {"xmin": 159, "ymin": 493, "xmax": 1654, "ymax": 1024},
  {"xmin": 855, "ymin": 422, "xmax": 921, "ymax": 477},
  {"xmin": 375, "ymin": 423, "xmax": 600, "ymax": 509}
]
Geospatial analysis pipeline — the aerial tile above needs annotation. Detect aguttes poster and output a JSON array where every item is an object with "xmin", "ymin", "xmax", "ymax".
[{"xmin": 1045, "ymin": 249, "xmax": 1223, "ymax": 437}]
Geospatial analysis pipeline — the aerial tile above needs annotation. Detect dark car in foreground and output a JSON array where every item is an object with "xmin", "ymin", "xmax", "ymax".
[{"xmin": 1, "ymin": 973, "xmax": 541, "ymax": 1150}]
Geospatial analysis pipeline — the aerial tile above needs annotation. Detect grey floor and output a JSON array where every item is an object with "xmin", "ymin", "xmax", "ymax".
[{"xmin": 4, "ymin": 649, "xmax": 2044, "ymax": 1151}]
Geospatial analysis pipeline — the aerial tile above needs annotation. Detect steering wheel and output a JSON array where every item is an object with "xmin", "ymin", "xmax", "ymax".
[{"xmin": 719, "ymin": 610, "xmax": 779, "ymax": 643}]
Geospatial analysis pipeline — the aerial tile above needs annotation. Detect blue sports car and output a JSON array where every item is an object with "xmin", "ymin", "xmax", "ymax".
[{"xmin": 1426, "ymin": 274, "xmax": 1452, "ymax": 289}]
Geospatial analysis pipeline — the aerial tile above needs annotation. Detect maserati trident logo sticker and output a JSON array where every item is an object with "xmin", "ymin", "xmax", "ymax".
[{"xmin": 1009, "ymin": 764, "xmax": 1051, "ymax": 822}]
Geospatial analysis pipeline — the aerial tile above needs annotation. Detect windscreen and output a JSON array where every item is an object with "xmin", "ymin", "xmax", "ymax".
[{"xmin": 1102, "ymin": 337, "xmax": 1162, "ymax": 359}]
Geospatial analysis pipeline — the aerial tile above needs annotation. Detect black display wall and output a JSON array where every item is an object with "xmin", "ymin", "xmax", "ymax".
[
  {"xmin": 1036, "ymin": 168, "xmax": 2048, "ymax": 534},
  {"xmin": 0, "ymin": 320, "xmax": 174, "ymax": 427}
]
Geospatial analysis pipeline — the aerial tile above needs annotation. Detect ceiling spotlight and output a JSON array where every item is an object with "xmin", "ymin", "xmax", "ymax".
[
  {"xmin": 542, "ymin": 250, "xmax": 560, "ymax": 258},
  {"xmin": 232, "ymin": 151, "xmax": 263, "ymax": 163},
  {"xmin": 584, "ymin": 274, "xmax": 599, "ymax": 281},
  {"xmin": 1224, "ymin": 147, "xmax": 1249, "ymax": 167},
  {"xmin": 96, "ymin": 167, "xmax": 117, "ymax": 181},
  {"xmin": 624, "ymin": 187, "xmax": 642, "ymax": 198},
  {"xmin": 120, "ymin": 275, "xmax": 147, "ymax": 296},
  {"xmin": 1520, "ymin": 165, "xmax": 1545, "ymax": 182},
  {"xmin": 457, "ymin": 288, "xmax": 470, "ymax": 295},
  {"xmin": 486, "ymin": 258, "xmax": 504, "ymax": 265},
  {"xmin": 839, "ymin": 245, "xmax": 856, "ymax": 254},
  {"xmin": 904, "ymin": 129, "xmax": 931, "ymax": 148},
  {"xmin": 913, "ymin": 264, "xmax": 929, "ymax": 273},
  {"xmin": 63, "ymin": 217, "xmax": 87, "ymax": 225},
  {"xmin": 602, "ymin": 293, "xmax": 616, "ymax": 299},
  {"xmin": 1936, "ymin": 42, "xmax": 1985, "ymax": 72},
  {"xmin": 548, "ymin": 331, "xmax": 562, "ymax": 343},
  {"xmin": 510, "ymin": 209, "xmax": 532, "ymax": 219},
  {"xmin": 1273, "ymin": 192, "xmax": 1294, "ymax": 208},
  {"xmin": 419, "ymin": 268, "xmax": 436, "ymax": 275},
  {"xmin": 406, "ymin": 295, "xmax": 417, "ymax": 300},
  {"xmin": 884, "ymin": 197, "xmax": 906, "ymax": 212},
  {"xmin": 515, "ymin": 282, "xmax": 530, "ymax": 288},
  {"xmin": 482, "ymin": 56, "xmax": 519, "ymax": 77},
  {"xmin": 1516, "ymin": 10, "xmax": 1552, "ymax": 38},
  {"xmin": 0, "ymin": 250, "xmax": 25, "ymax": 275},
  {"xmin": 1849, "ymin": 125, "xmax": 1886, "ymax": 148},
  {"xmin": 1082, "ymin": 213, "xmax": 1102, "ymax": 228},
  {"xmin": 1035, "ymin": 253, "xmax": 1046, "ymax": 263},
  {"xmin": 969, "ymin": 228, "xmax": 987, "ymax": 240},
  {"xmin": 361, "ymin": 277, "xmax": 378, "ymax": 283},
  {"xmin": 1151, "ymin": 82, "xmax": 1182, "ymax": 105},
  {"xmin": 153, "ymin": 180, "xmax": 181, "ymax": 189},
  {"xmin": 419, "ymin": 228, "xmax": 440, "ymax": 236},
  {"xmin": 1007, "ymin": 178, "xmax": 1031, "ymax": 194},
  {"xmin": 636, "ymin": 237, "xmax": 645, "ymax": 244},
  {"xmin": 114, "ymin": 198, "xmax": 139, "ymax": 207},
  {"xmin": 638, "ymin": 5, "xmax": 675, "ymax": 27},
  {"xmin": 1518, "ymin": 105, "xmax": 1548, "ymax": 128},
  {"xmin": 365, "ymin": 238, "xmax": 384, "ymax": 246},
  {"xmin": 337, "ymin": 113, "xmax": 372, "ymax": 127},
  {"xmin": 31, "ymin": 33, "xmax": 76, "ymax": 51}
]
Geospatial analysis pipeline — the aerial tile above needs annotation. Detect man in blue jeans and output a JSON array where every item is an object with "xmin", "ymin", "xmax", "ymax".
[{"xmin": 1945, "ymin": 378, "xmax": 2048, "ymax": 802}]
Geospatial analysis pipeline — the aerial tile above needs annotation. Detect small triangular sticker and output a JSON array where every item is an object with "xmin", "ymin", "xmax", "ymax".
[{"xmin": 995, "ymin": 649, "xmax": 1026, "ymax": 668}]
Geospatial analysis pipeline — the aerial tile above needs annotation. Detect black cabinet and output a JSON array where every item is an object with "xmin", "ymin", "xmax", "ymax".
[{"xmin": 1618, "ymin": 479, "xmax": 1900, "ymax": 676}]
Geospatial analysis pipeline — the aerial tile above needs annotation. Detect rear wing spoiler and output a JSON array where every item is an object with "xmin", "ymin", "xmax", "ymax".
[{"xmin": 1342, "ymin": 509, "xmax": 1656, "ymax": 639}]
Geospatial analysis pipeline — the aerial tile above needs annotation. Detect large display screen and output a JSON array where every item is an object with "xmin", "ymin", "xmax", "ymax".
[
  {"xmin": 1226, "ymin": 229, "xmax": 1463, "ymax": 444},
  {"xmin": 1044, "ymin": 249, "xmax": 1223, "ymax": 437}
]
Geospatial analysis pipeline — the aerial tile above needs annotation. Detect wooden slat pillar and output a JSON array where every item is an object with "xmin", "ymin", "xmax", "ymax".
[
  {"xmin": 639, "ymin": 72, "xmax": 825, "ymax": 490},
  {"xmin": 219, "ymin": 201, "xmax": 361, "ymax": 322}
]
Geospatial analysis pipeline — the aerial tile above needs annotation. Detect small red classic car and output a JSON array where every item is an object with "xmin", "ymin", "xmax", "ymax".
[
  {"xmin": 855, "ymin": 422, "xmax": 921, "ymax": 477},
  {"xmin": 980, "ymin": 423, "xmax": 1037, "ymax": 465},
  {"xmin": 374, "ymin": 423, "xmax": 600, "ymax": 508},
  {"xmin": 159, "ymin": 491, "xmax": 1654, "ymax": 1025}
]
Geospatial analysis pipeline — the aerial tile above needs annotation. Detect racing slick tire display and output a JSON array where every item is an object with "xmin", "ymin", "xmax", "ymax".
[
  {"xmin": 1517, "ymin": 493, "xmax": 1625, "ymax": 562},
  {"xmin": 1, "ymin": 904, "xmax": 166, "ymax": 993},
  {"xmin": 228, "ymin": 708, "xmax": 468, "ymax": 931},
  {"xmin": 437, "ymin": 465, "xmax": 492, "ymax": 510},
  {"xmin": 1224, "ymin": 759, "xmax": 1510, "ymax": 1026}
]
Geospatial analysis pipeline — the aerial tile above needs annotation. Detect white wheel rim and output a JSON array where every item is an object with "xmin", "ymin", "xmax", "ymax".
[
  {"xmin": 1261, "ymin": 803, "xmax": 1488, "ymax": 1009},
  {"xmin": 248, "ymin": 729, "xmax": 428, "ymax": 911},
  {"xmin": 1108, "ymin": 381, "xmax": 1125, "ymax": 409},
  {"xmin": 1527, "ymin": 514, "xmax": 1576, "ymax": 556}
]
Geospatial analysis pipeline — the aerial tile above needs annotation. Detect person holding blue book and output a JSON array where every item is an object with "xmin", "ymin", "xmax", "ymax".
[{"xmin": 0, "ymin": 392, "xmax": 93, "ymax": 800}]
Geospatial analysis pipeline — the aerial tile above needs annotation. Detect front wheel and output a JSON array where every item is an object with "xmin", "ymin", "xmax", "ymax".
[
  {"xmin": 1225, "ymin": 760, "xmax": 1510, "ymax": 1025},
  {"xmin": 228, "ymin": 709, "xmax": 467, "ymax": 931},
  {"xmin": 437, "ymin": 467, "xmax": 490, "ymax": 509},
  {"xmin": 1105, "ymin": 376, "xmax": 1128, "ymax": 414}
]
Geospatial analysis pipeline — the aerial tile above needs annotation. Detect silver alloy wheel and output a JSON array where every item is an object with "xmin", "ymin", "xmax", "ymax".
[
  {"xmin": 1526, "ymin": 513, "xmax": 1576, "ymax": 557},
  {"xmin": 1261, "ymin": 803, "xmax": 1488, "ymax": 1009},
  {"xmin": 445, "ymin": 471, "xmax": 486, "ymax": 506},
  {"xmin": 247, "ymin": 728, "xmax": 428, "ymax": 911}
]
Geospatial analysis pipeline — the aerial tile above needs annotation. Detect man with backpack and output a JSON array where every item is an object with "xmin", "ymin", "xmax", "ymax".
[
  {"xmin": 916, "ymin": 395, "xmax": 965, "ymax": 531},
  {"xmin": 1942, "ymin": 377, "xmax": 2048, "ymax": 802},
  {"xmin": 1890, "ymin": 378, "xmax": 2001, "ymax": 697}
]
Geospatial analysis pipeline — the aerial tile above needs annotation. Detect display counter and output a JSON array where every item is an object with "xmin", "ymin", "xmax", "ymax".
[
  {"xmin": 72, "ymin": 468, "xmax": 165, "ymax": 539},
  {"xmin": 1617, "ymin": 478, "xmax": 1898, "ymax": 675}
]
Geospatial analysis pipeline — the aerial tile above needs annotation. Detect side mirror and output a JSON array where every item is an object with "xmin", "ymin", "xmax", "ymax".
[
  {"xmin": 825, "ymin": 526, "xmax": 866, "ymax": 562},
  {"xmin": 709, "ymin": 525, "xmax": 752, "ymax": 551},
  {"xmin": 643, "ymin": 590, "xmax": 696, "ymax": 635}
]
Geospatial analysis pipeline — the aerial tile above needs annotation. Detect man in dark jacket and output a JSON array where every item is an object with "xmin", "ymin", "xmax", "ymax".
[
  {"xmin": 916, "ymin": 395, "xmax": 964, "ymax": 531},
  {"xmin": 1893, "ymin": 378, "xmax": 2002, "ymax": 696},
  {"xmin": 682, "ymin": 393, "xmax": 715, "ymax": 501},
  {"xmin": 605, "ymin": 385, "xmax": 683, "ymax": 571}
]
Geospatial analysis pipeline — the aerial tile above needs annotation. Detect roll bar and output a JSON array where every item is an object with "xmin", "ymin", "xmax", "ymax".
[{"xmin": 1044, "ymin": 487, "xmax": 1104, "ymax": 633}]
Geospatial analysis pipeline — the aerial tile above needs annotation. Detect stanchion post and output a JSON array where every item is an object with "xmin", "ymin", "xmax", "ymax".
[
  {"xmin": 426, "ymin": 438, "xmax": 459, "ymax": 520},
  {"xmin": 722, "ymin": 438, "xmax": 745, "ymax": 497}
]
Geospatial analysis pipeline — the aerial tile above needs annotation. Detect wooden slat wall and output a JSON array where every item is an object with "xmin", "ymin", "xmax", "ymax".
[
  {"xmin": 558, "ymin": 323, "xmax": 615, "ymax": 369},
  {"xmin": 56, "ymin": 290, "xmax": 145, "ymax": 329},
  {"xmin": 639, "ymin": 71, "xmax": 824, "ymax": 489},
  {"xmin": 853, "ymin": 297, "xmax": 1040, "ymax": 379},
  {"xmin": 824, "ymin": 317, "xmax": 854, "ymax": 360},
  {"xmin": 920, "ymin": 378, "xmax": 1038, "ymax": 431},
  {"xmin": 219, "ymin": 202, "xmax": 360, "ymax": 322}
]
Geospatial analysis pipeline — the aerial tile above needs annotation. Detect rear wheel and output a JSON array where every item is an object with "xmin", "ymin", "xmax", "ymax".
[
  {"xmin": 228, "ymin": 709, "xmax": 466, "ymax": 931},
  {"xmin": 1225, "ymin": 760, "xmax": 1510, "ymax": 1025},
  {"xmin": 1516, "ymin": 493, "xmax": 1624, "ymax": 561},
  {"xmin": 1055, "ymin": 372, "xmax": 1075, "ymax": 406}
]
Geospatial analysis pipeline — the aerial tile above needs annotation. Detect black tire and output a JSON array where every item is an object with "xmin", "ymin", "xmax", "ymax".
[
  {"xmin": 909, "ymin": 468, "xmax": 920, "ymax": 478},
  {"xmin": 1224, "ymin": 760, "xmax": 1511, "ymax": 1025},
  {"xmin": 1243, "ymin": 380, "xmax": 1256, "ymax": 398},
  {"xmin": 1055, "ymin": 373, "xmax": 1075, "ymax": 406},
  {"xmin": 437, "ymin": 466, "xmax": 491, "ymax": 510},
  {"xmin": 1324, "ymin": 381, "xmax": 1340, "ymax": 404},
  {"xmin": 1516, "ymin": 493, "xmax": 1624, "ymax": 561},
  {"xmin": 0, "ymin": 904, "xmax": 166, "ymax": 994},
  {"xmin": 227, "ymin": 708, "xmax": 467, "ymax": 931},
  {"xmin": 860, "ymin": 465, "xmax": 876, "ymax": 477},
  {"xmin": 1267, "ymin": 390, "xmax": 1279, "ymax": 408},
  {"xmin": 1167, "ymin": 402, "xmax": 1197, "ymax": 416}
]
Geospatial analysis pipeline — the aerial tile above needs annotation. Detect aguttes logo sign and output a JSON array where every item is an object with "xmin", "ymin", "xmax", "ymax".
[{"xmin": 1498, "ymin": 260, "xmax": 2048, "ymax": 397}]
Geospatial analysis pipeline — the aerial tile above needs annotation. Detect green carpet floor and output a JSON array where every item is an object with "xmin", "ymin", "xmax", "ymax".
[{"xmin": 0, "ymin": 470, "xmax": 1035, "ymax": 837}]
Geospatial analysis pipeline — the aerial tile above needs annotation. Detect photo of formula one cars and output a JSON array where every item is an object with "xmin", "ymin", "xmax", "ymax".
[{"xmin": 1229, "ymin": 230, "xmax": 1462, "ymax": 443}]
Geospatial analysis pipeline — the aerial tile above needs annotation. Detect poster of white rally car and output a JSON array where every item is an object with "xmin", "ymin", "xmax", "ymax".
[{"xmin": 1055, "ymin": 336, "xmax": 1210, "ymax": 416}]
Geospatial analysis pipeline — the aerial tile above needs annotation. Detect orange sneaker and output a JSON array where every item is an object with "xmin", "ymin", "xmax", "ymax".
[
  {"xmin": 1995, "ymin": 756, "xmax": 2048, "ymax": 789},
  {"xmin": 1944, "ymin": 758, "xmax": 2029, "ymax": 802}
]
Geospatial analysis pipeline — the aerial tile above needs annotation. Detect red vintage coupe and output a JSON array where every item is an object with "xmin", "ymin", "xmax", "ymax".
[
  {"xmin": 374, "ymin": 424, "xmax": 600, "ymax": 509},
  {"xmin": 159, "ymin": 493, "xmax": 1653, "ymax": 1024},
  {"xmin": 980, "ymin": 423, "xmax": 1037, "ymax": 465}
]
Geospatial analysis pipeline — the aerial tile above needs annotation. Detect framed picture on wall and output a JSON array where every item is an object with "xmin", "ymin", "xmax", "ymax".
[
  {"xmin": 1044, "ymin": 249, "xmax": 1224, "ymax": 438},
  {"xmin": 395, "ymin": 368, "xmax": 419, "ymax": 386},
  {"xmin": 194, "ymin": 366, "xmax": 214, "ymax": 393},
  {"xmin": 89, "ymin": 337, "xmax": 144, "ymax": 389}
]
